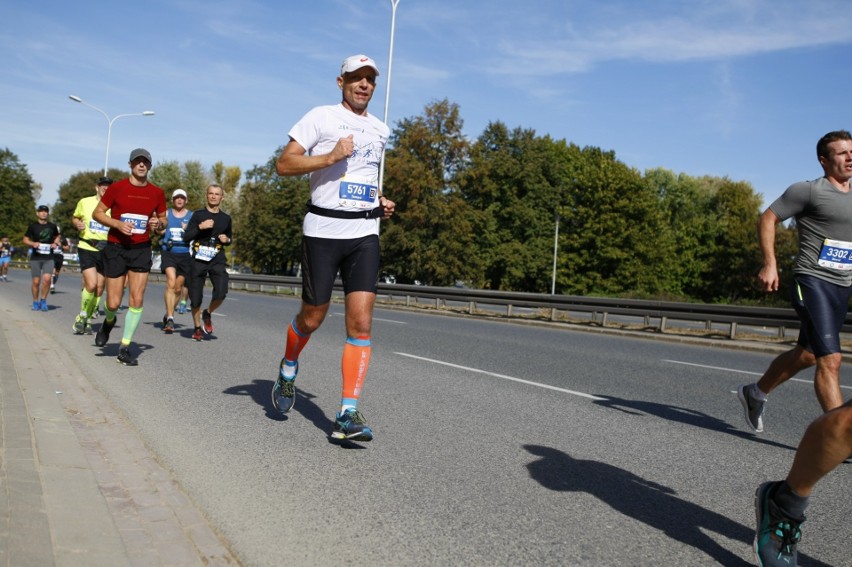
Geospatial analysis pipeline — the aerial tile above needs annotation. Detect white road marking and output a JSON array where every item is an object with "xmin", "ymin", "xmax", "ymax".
[
  {"xmin": 328, "ymin": 311, "xmax": 406, "ymax": 324},
  {"xmin": 374, "ymin": 317, "xmax": 407, "ymax": 324},
  {"xmin": 664, "ymin": 359, "xmax": 852, "ymax": 390},
  {"xmin": 396, "ymin": 352, "xmax": 606, "ymax": 400}
]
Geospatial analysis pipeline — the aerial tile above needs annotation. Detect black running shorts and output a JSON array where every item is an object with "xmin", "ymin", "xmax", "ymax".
[
  {"xmin": 301, "ymin": 234, "xmax": 380, "ymax": 305},
  {"xmin": 161, "ymin": 250, "xmax": 193, "ymax": 279},
  {"xmin": 77, "ymin": 248, "xmax": 104, "ymax": 274},
  {"xmin": 103, "ymin": 243, "xmax": 153, "ymax": 278}
]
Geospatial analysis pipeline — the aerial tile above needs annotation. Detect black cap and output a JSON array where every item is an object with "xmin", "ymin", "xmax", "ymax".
[
  {"xmin": 37, "ymin": 205, "xmax": 49, "ymax": 212},
  {"xmin": 97, "ymin": 176, "xmax": 113, "ymax": 186}
]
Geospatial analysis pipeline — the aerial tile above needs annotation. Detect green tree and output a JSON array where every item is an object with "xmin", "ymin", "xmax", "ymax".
[
  {"xmin": 52, "ymin": 168, "xmax": 123, "ymax": 237},
  {"xmin": 708, "ymin": 178, "xmax": 763, "ymax": 302},
  {"xmin": 647, "ymin": 169, "xmax": 719, "ymax": 299},
  {"xmin": 554, "ymin": 146, "xmax": 678, "ymax": 296},
  {"xmin": 211, "ymin": 161, "xmax": 242, "ymax": 197},
  {"xmin": 458, "ymin": 122, "xmax": 564, "ymax": 291},
  {"xmin": 211, "ymin": 161, "xmax": 242, "ymax": 226},
  {"xmin": 148, "ymin": 160, "xmax": 182, "ymax": 192},
  {"xmin": 234, "ymin": 149, "xmax": 308, "ymax": 274},
  {"xmin": 149, "ymin": 160, "xmax": 210, "ymax": 210},
  {"xmin": 381, "ymin": 99, "xmax": 483, "ymax": 286},
  {"xmin": 0, "ymin": 148, "xmax": 39, "ymax": 248}
]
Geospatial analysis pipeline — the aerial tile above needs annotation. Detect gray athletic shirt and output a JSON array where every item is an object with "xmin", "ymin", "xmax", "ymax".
[{"xmin": 769, "ymin": 177, "xmax": 852, "ymax": 286}]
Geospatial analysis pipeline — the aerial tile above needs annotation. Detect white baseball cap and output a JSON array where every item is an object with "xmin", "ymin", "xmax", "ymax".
[
  {"xmin": 341, "ymin": 54, "xmax": 379, "ymax": 76},
  {"xmin": 172, "ymin": 189, "xmax": 187, "ymax": 199}
]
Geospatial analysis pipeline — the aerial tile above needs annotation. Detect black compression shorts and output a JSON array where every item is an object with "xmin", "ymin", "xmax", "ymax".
[{"xmin": 792, "ymin": 274, "xmax": 852, "ymax": 357}]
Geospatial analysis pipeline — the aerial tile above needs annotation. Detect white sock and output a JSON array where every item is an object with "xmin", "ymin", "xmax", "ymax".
[{"xmin": 750, "ymin": 383, "xmax": 767, "ymax": 401}]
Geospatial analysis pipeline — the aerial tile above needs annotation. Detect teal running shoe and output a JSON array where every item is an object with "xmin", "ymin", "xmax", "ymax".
[
  {"xmin": 754, "ymin": 481, "xmax": 803, "ymax": 567},
  {"xmin": 332, "ymin": 408, "xmax": 373, "ymax": 442}
]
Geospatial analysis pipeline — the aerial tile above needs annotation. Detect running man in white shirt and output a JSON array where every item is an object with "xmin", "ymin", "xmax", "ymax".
[{"xmin": 271, "ymin": 54, "xmax": 396, "ymax": 443}]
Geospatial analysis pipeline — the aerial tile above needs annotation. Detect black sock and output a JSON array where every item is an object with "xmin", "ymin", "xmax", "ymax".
[{"xmin": 772, "ymin": 481, "xmax": 808, "ymax": 521}]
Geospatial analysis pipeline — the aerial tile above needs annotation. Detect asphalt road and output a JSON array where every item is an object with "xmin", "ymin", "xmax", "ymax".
[{"xmin": 5, "ymin": 271, "xmax": 850, "ymax": 566}]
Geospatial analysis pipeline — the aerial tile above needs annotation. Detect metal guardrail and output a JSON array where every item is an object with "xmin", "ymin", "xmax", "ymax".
[
  {"xmin": 222, "ymin": 273, "xmax": 846, "ymax": 340},
  {"xmin": 20, "ymin": 262, "xmax": 842, "ymax": 340}
]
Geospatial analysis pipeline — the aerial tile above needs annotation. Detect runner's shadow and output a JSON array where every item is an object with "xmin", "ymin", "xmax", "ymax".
[
  {"xmin": 94, "ymin": 341, "xmax": 154, "ymax": 358},
  {"xmin": 523, "ymin": 445, "xmax": 830, "ymax": 566},
  {"xmin": 222, "ymin": 380, "xmax": 328, "ymax": 428},
  {"xmin": 592, "ymin": 395, "xmax": 797, "ymax": 451}
]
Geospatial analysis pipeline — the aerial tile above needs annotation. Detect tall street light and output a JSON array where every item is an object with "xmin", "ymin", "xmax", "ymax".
[
  {"xmin": 551, "ymin": 212, "xmax": 559, "ymax": 295},
  {"xmin": 68, "ymin": 95, "xmax": 155, "ymax": 175},
  {"xmin": 377, "ymin": 0, "xmax": 401, "ymax": 194}
]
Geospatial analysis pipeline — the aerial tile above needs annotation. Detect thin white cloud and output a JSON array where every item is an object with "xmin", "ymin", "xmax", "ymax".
[{"xmin": 490, "ymin": 1, "xmax": 852, "ymax": 75}]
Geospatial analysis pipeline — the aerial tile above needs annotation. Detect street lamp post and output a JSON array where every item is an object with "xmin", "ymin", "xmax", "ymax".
[
  {"xmin": 68, "ymin": 95, "xmax": 155, "ymax": 175},
  {"xmin": 551, "ymin": 212, "xmax": 559, "ymax": 295},
  {"xmin": 377, "ymin": 0, "xmax": 401, "ymax": 194}
]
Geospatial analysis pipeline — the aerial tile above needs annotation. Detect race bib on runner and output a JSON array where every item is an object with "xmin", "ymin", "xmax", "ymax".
[
  {"xmin": 168, "ymin": 227, "xmax": 185, "ymax": 241},
  {"xmin": 338, "ymin": 176, "xmax": 378, "ymax": 209},
  {"xmin": 195, "ymin": 245, "xmax": 217, "ymax": 262},
  {"xmin": 89, "ymin": 219, "xmax": 108, "ymax": 235},
  {"xmin": 818, "ymin": 239, "xmax": 852, "ymax": 271},
  {"xmin": 120, "ymin": 213, "xmax": 148, "ymax": 234},
  {"xmin": 37, "ymin": 243, "xmax": 52, "ymax": 255}
]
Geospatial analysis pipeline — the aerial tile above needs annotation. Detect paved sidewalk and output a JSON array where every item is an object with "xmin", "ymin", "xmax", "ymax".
[{"xmin": 0, "ymin": 296, "xmax": 241, "ymax": 566}]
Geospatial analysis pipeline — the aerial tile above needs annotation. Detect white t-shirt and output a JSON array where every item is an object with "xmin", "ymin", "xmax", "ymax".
[{"xmin": 288, "ymin": 103, "xmax": 390, "ymax": 239}]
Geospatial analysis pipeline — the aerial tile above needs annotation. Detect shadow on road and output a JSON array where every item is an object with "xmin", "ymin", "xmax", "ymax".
[
  {"xmin": 222, "ymin": 380, "xmax": 322, "ymax": 425},
  {"xmin": 523, "ymin": 445, "xmax": 830, "ymax": 566},
  {"xmin": 222, "ymin": 380, "xmax": 369, "ymax": 449},
  {"xmin": 592, "ymin": 395, "xmax": 797, "ymax": 452}
]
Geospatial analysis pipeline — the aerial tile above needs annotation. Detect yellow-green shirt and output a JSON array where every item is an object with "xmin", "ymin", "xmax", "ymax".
[{"xmin": 73, "ymin": 195, "xmax": 109, "ymax": 252}]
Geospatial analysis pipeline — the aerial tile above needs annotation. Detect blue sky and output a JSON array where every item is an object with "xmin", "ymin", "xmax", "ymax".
[{"xmin": 2, "ymin": 0, "xmax": 851, "ymax": 209}]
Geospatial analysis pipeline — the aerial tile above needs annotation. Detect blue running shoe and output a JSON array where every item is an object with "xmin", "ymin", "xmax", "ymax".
[
  {"xmin": 332, "ymin": 408, "xmax": 373, "ymax": 442},
  {"xmin": 39, "ymin": 299, "xmax": 48, "ymax": 311},
  {"xmin": 754, "ymin": 481, "xmax": 803, "ymax": 567},
  {"xmin": 32, "ymin": 301, "xmax": 39, "ymax": 311},
  {"xmin": 271, "ymin": 359, "xmax": 297, "ymax": 413}
]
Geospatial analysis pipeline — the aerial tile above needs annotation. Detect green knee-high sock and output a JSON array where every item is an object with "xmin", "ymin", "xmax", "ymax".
[
  {"xmin": 122, "ymin": 307, "xmax": 143, "ymax": 346},
  {"xmin": 86, "ymin": 293, "xmax": 100, "ymax": 318},
  {"xmin": 80, "ymin": 289, "xmax": 95, "ymax": 317},
  {"xmin": 104, "ymin": 304, "xmax": 117, "ymax": 323}
]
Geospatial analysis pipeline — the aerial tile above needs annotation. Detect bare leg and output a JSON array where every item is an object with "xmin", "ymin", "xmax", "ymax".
[
  {"xmin": 786, "ymin": 401, "xmax": 852, "ymax": 497},
  {"xmin": 813, "ymin": 353, "xmax": 844, "ymax": 411},
  {"xmin": 756, "ymin": 346, "xmax": 815, "ymax": 394}
]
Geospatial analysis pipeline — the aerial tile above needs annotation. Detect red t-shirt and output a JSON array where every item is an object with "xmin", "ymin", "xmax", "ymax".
[{"xmin": 100, "ymin": 178, "xmax": 167, "ymax": 246}]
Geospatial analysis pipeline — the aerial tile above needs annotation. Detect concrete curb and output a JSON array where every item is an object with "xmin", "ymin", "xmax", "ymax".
[{"xmin": 0, "ymin": 295, "xmax": 241, "ymax": 566}]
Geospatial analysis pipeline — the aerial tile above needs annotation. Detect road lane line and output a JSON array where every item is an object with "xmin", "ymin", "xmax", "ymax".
[
  {"xmin": 396, "ymin": 352, "xmax": 605, "ymax": 400},
  {"xmin": 374, "ymin": 317, "xmax": 407, "ymax": 324},
  {"xmin": 663, "ymin": 359, "xmax": 852, "ymax": 390}
]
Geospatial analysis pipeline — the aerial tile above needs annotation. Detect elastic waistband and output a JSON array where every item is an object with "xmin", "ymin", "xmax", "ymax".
[
  {"xmin": 308, "ymin": 203, "xmax": 384, "ymax": 220},
  {"xmin": 106, "ymin": 241, "xmax": 152, "ymax": 251}
]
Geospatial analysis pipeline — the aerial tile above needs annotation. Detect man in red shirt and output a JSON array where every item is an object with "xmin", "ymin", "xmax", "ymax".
[{"xmin": 92, "ymin": 148, "xmax": 167, "ymax": 366}]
